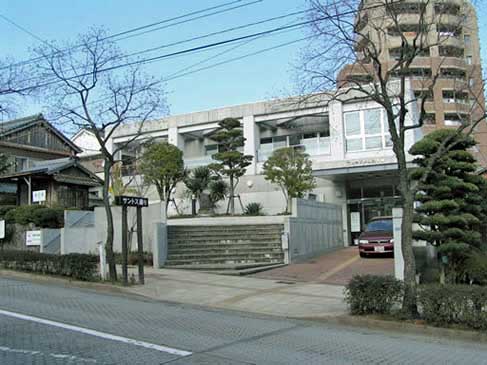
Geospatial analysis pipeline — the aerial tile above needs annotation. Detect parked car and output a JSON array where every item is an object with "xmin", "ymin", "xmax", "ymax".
[{"xmin": 358, "ymin": 216, "xmax": 394, "ymax": 257}]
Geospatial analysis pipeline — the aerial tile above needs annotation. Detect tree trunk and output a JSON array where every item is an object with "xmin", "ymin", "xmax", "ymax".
[
  {"xmin": 103, "ymin": 159, "xmax": 117, "ymax": 282},
  {"xmin": 398, "ymin": 158, "xmax": 418, "ymax": 317},
  {"xmin": 229, "ymin": 175, "xmax": 235, "ymax": 215}
]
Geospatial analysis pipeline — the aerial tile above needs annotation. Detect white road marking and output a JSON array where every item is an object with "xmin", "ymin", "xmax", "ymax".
[{"xmin": 0, "ymin": 309, "xmax": 192, "ymax": 357}]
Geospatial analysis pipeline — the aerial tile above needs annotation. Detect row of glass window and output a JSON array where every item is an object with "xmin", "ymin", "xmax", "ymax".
[{"xmin": 344, "ymin": 109, "xmax": 392, "ymax": 152}]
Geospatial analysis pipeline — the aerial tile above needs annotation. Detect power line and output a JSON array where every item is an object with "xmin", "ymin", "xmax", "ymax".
[
  {"xmin": 1, "ymin": 0, "xmax": 262, "ymax": 71},
  {"xmin": 15, "ymin": 8, "xmax": 308, "ymax": 86},
  {"xmin": 0, "ymin": 14, "xmax": 51, "ymax": 47},
  {"xmin": 10, "ymin": 11, "xmax": 344, "ymax": 94}
]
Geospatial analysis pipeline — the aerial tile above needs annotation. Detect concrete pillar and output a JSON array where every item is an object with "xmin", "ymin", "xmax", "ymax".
[
  {"xmin": 168, "ymin": 121, "xmax": 184, "ymax": 149},
  {"xmin": 393, "ymin": 208, "xmax": 404, "ymax": 281},
  {"xmin": 328, "ymin": 100, "xmax": 345, "ymax": 161},
  {"xmin": 152, "ymin": 222, "xmax": 168, "ymax": 268},
  {"xmin": 243, "ymin": 115, "xmax": 258, "ymax": 175}
]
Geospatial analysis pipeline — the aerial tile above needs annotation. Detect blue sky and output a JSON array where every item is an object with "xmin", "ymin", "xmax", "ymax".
[{"xmin": 2, "ymin": 0, "xmax": 487, "ymax": 118}]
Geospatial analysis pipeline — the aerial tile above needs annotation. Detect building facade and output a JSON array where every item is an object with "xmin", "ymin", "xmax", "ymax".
[
  {"xmin": 339, "ymin": 0, "xmax": 487, "ymax": 164},
  {"xmin": 109, "ymin": 84, "xmax": 421, "ymax": 245}
]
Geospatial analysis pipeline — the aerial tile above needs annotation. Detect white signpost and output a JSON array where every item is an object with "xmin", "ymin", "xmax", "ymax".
[
  {"xmin": 32, "ymin": 190, "xmax": 46, "ymax": 203},
  {"xmin": 26, "ymin": 230, "xmax": 42, "ymax": 246},
  {"xmin": 0, "ymin": 220, "xmax": 5, "ymax": 240}
]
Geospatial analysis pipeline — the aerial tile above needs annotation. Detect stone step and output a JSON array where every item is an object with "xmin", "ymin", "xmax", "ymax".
[
  {"xmin": 168, "ymin": 246, "xmax": 283, "ymax": 255},
  {"xmin": 168, "ymin": 238, "xmax": 282, "ymax": 245},
  {"xmin": 168, "ymin": 234, "xmax": 282, "ymax": 241},
  {"xmin": 167, "ymin": 252, "xmax": 284, "ymax": 261},
  {"xmin": 163, "ymin": 262, "xmax": 281, "ymax": 271},
  {"xmin": 168, "ymin": 224, "xmax": 283, "ymax": 231},
  {"xmin": 165, "ymin": 257, "xmax": 283, "ymax": 266}
]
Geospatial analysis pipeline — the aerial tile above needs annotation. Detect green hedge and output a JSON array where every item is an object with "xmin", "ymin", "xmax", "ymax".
[
  {"xmin": 418, "ymin": 285, "xmax": 487, "ymax": 330},
  {"xmin": 4, "ymin": 205, "xmax": 64, "ymax": 228},
  {"xmin": 114, "ymin": 251, "xmax": 153, "ymax": 266},
  {"xmin": 0, "ymin": 250, "xmax": 98, "ymax": 281},
  {"xmin": 345, "ymin": 275, "xmax": 404, "ymax": 315}
]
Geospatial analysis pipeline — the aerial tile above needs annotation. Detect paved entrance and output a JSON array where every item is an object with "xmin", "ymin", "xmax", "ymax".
[{"xmin": 253, "ymin": 247, "xmax": 394, "ymax": 285}]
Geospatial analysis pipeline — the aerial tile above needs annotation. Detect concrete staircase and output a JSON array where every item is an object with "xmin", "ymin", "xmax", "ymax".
[{"xmin": 166, "ymin": 224, "xmax": 285, "ymax": 274}]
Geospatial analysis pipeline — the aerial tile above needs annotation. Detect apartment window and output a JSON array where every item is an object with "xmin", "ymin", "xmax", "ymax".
[
  {"xmin": 464, "ymin": 35, "xmax": 471, "ymax": 47},
  {"xmin": 437, "ymin": 24, "xmax": 462, "ymax": 38},
  {"xmin": 389, "ymin": 47, "xmax": 430, "ymax": 60},
  {"xmin": 391, "ymin": 2, "xmax": 426, "ymax": 14},
  {"xmin": 444, "ymin": 113, "xmax": 468, "ymax": 126},
  {"xmin": 387, "ymin": 24, "xmax": 426, "ymax": 36},
  {"xmin": 423, "ymin": 113, "xmax": 436, "ymax": 125},
  {"xmin": 440, "ymin": 68, "xmax": 466, "ymax": 80},
  {"xmin": 438, "ymin": 46, "xmax": 464, "ymax": 58},
  {"xmin": 442, "ymin": 90, "xmax": 469, "ymax": 104},
  {"xmin": 391, "ymin": 67, "xmax": 432, "ymax": 78},
  {"xmin": 414, "ymin": 90, "xmax": 433, "ymax": 101},
  {"xmin": 344, "ymin": 109, "xmax": 390, "ymax": 152},
  {"xmin": 435, "ymin": 3, "xmax": 460, "ymax": 16},
  {"xmin": 466, "ymin": 55, "xmax": 473, "ymax": 65}
]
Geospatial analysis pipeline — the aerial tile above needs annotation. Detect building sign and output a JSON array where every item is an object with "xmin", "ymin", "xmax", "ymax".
[
  {"xmin": 350, "ymin": 212, "xmax": 361, "ymax": 233},
  {"xmin": 115, "ymin": 196, "xmax": 149, "ymax": 207},
  {"xmin": 26, "ymin": 230, "xmax": 42, "ymax": 246},
  {"xmin": 0, "ymin": 220, "xmax": 4, "ymax": 239},
  {"xmin": 32, "ymin": 190, "xmax": 47, "ymax": 203}
]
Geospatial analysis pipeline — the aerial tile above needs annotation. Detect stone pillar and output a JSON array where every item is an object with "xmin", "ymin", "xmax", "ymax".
[
  {"xmin": 243, "ymin": 115, "xmax": 258, "ymax": 175},
  {"xmin": 393, "ymin": 208, "xmax": 404, "ymax": 281}
]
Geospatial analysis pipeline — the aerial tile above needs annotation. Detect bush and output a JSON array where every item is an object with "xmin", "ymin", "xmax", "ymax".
[
  {"xmin": 32, "ymin": 207, "xmax": 64, "ymax": 228},
  {"xmin": 0, "ymin": 250, "xmax": 98, "ymax": 281},
  {"xmin": 5, "ymin": 205, "xmax": 43, "ymax": 225},
  {"xmin": 345, "ymin": 275, "xmax": 403, "ymax": 315},
  {"xmin": 463, "ymin": 253, "xmax": 487, "ymax": 285},
  {"xmin": 4, "ymin": 205, "xmax": 64, "ymax": 228},
  {"xmin": 115, "ymin": 251, "xmax": 153, "ymax": 266},
  {"xmin": 244, "ymin": 202, "xmax": 264, "ymax": 216},
  {"xmin": 418, "ymin": 285, "xmax": 487, "ymax": 330}
]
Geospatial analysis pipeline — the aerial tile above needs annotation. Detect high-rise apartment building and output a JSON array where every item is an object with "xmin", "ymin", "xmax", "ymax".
[{"xmin": 338, "ymin": 0, "xmax": 487, "ymax": 164}]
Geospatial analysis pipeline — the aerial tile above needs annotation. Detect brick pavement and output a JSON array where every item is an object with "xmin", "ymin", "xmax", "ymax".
[{"xmin": 253, "ymin": 246, "xmax": 394, "ymax": 285}]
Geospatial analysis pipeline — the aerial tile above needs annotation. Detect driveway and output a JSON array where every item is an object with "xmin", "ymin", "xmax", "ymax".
[{"xmin": 253, "ymin": 246, "xmax": 394, "ymax": 285}]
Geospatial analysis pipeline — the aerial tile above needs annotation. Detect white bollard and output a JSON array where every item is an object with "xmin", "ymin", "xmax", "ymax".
[{"xmin": 392, "ymin": 208, "xmax": 404, "ymax": 281}]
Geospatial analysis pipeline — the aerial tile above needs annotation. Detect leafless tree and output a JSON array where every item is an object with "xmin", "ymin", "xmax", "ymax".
[
  {"xmin": 35, "ymin": 28, "xmax": 167, "ymax": 281},
  {"xmin": 0, "ymin": 57, "xmax": 33, "ymax": 119},
  {"xmin": 299, "ymin": 0, "xmax": 487, "ymax": 315}
]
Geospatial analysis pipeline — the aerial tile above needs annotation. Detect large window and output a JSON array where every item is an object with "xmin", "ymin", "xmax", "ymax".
[{"xmin": 344, "ymin": 109, "xmax": 391, "ymax": 152}]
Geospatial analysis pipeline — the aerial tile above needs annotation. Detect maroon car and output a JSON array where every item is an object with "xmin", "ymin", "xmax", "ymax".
[{"xmin": 358, "ymin": 216, "xmax": 394, "ymax": 257}]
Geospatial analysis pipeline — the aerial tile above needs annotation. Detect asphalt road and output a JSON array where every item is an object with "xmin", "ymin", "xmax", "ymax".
[{"xmin": 0, "ymin": 277, "xmax": 486, "ymax": 364}]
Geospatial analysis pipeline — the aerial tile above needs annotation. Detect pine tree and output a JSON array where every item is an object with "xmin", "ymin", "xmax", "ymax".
[
  {"xmin": 209, "ymin": 118, "xmax": 252, "ymax": 215},
  {"xmin": 410, "ymin": 129, "xmax": 483, "ymax": 283}
]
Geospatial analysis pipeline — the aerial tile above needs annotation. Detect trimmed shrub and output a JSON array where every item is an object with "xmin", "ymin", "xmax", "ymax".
[
  {"xmin": 418, "ymin": 285, "xmax": 487, "ymax": 330},
  {"xmin": 32, "ymin": 207, "xmax": 64, "ymax": 228},
  {"xmin": 345, "ymin": 275, "xmax": 404, "ymax": 315},
  {"xmin": 244, "ymin": 202, "xmax": 264, "ymax": 216},
  {"xmin": 5, "ymin": 205, "xmax": 43, "ymax": 225},
  {"xmin": 4, "ymin": 205, "xmax": 64, "ymax": 228},
  {"xmin": 0, "ymin": 250, "xmax": 98, "ymax": 281}
]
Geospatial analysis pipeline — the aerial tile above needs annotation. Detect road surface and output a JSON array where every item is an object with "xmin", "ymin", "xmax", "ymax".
[{"xmin": 0, "ymin": 277, "xmax": 486, "ymax": 364}]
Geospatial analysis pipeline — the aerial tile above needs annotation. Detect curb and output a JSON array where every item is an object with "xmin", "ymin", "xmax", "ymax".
[{"xmin": 304, "ymin": 314, "xmax": 487, "ymax": 344}]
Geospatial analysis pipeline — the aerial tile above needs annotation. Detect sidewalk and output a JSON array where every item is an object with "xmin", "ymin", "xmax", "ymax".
[{"xmin": 125, "ymin": 267, "xmax": 346, "ymax": 318}]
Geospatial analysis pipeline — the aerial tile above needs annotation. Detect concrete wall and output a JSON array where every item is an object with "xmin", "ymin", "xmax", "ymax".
[
  {"xmin": 95, "ymin": 202, "xmax": 165, "ymax": 253},
  {"xmin": 286, "ymin": 198, "xmax": 343, "ymax": 263},
  {"xmin": 60, "ymin": 227, "xmax": 97, "ymax": 254},
  {"xmin": 40, "ymin": 229, "xmax": 61, "ymax": 254}
]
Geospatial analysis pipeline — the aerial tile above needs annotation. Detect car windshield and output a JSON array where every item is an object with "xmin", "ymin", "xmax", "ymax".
[{"xmin": 366, "ymin": 219, "xmax": 393, "ymax": 232}]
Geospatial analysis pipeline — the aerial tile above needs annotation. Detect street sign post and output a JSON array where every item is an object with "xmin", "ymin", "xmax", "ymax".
[{"xmin": 115, "ymin": 196, "xmax": 148, "ymax": 286}]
